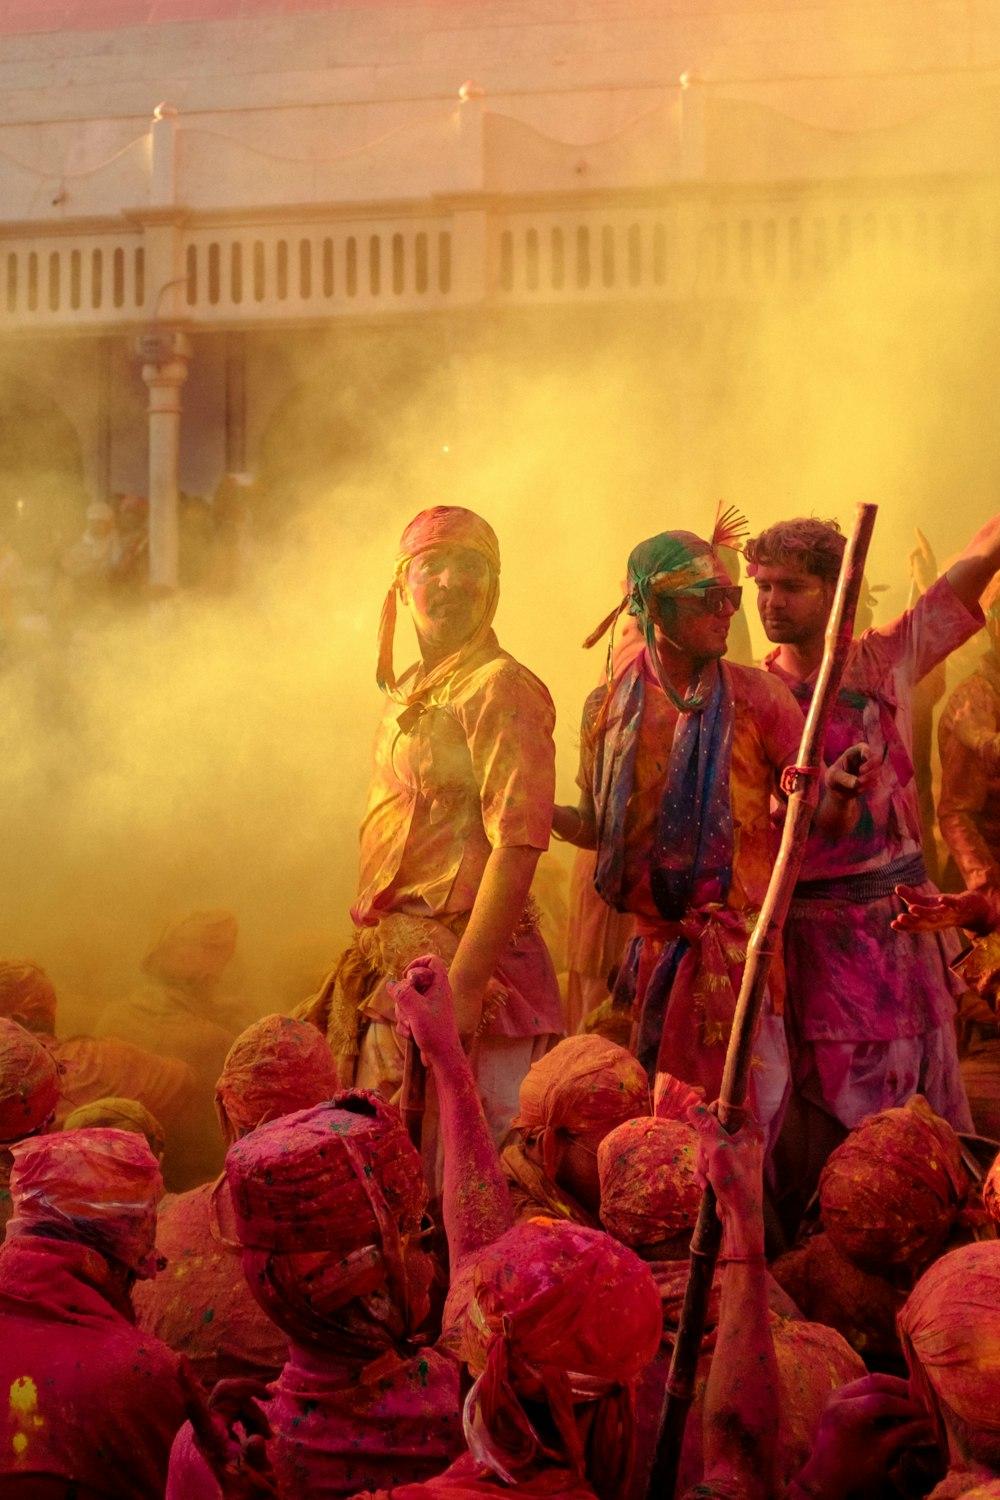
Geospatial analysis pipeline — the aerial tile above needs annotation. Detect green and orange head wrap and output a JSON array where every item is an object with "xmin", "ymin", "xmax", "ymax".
[
  {"xmin": 376, "ymin": 505, "xmax": 501, "ymax": 704},
  {"xmin": 584, "ymin": 503, "xmax": 747, "ymax": 713}
]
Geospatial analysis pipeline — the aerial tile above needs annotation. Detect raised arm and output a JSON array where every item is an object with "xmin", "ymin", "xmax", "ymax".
[
  {"xmin": 944, "ymin": 510, "xmax": 1000, "ymax": 611},
  {"xmin": 391, "ymin": 956, "xmax": 512, "ymax": 1267},
  {"xmin": 683, "ymin": 1104, "xmax": 777, "ymax": 1500}
]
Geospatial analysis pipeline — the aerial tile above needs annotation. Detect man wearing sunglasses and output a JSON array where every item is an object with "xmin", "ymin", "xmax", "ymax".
[
  {"xmin": 553, "ymin": 517, "xmax": 869, "ymax": 1141},
  {"xmin": 746, "ymin": 515, "xmax": 1000, "ymax": 1214}
]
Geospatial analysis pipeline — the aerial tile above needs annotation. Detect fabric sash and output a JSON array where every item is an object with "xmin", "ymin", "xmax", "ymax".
[{"xmin": 592, "ymin": 657, "xmax": 735, "ymax": 920}]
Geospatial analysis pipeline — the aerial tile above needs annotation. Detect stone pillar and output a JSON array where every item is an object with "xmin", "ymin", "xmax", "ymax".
[{"xmin": 140, "ymin": 331, "xmax": 191, "ymax": 593}]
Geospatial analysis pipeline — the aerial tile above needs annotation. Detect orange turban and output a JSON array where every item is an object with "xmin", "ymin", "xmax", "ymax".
[
  {"xmin": 63, "ymin": 1096, "xmax": 165, "ymax": 1159},
  {"xmin": 512, "ymin": 1035, "xmax": 650, "ymax": 1182},
  {"xmin": 8, "ymin": 1128, "xmax": 163, "ymax": 1278},
  {"xmin": 0, "ymin": 960, "xmax": 57, "ymax": 1032},
  {"xmin": 448, "ymin": 1219, "xmax": 661, "ymax": 1500},
  {"xmin": 898, "ymin": 1241, "xmax": 1000, "ymax": 1447},
  {"xmin": 0, "ymin": 1018, "xmax": 60, "ymax": 1144},
  {"xmin": 214, "ymin": 1013, "xmax": 340, "ymax": 1146},
  {"xmin": 142, "ymin": 910, "xmax": 238, "ymax": 984},
  {"xmin": 376, "ymin": 506, "xmax": 501, "ymax": 704},
  {"xmin": 597, "ymin": 1116, "xmax": 701, "ymax": 1247},
  {"xmin": 819, "ymin": 1095, "xmax": 968, "ymax": 1272}
]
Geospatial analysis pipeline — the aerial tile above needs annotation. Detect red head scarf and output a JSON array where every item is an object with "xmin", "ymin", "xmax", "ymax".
[
  {"xmin": 898, "ymin": 1241, "xmax": 1000, "ymax": 1451},
  {"xmin": 512, "ymin": 1035, "xmax": 650, "ymax": 1182},
  {"xmin": 214, "ymin": 1013, "xmax": 340, "ymax": 1146},
  {"xmin": 8, "ymin": 1127, "xmax": 163, "ymax": 1278},
  {"xmin": 62, "ymin": 1096, "xmax": 165, "ymax": 1159},
  {"xmin": 142, "ymin": 910, "xmax": 238, "ymax": 984},
  {"xmin": 819, "ymin": 1095, "xmax": 968, "ymax": 1273},
  {"xmin": 226, "ymin": 1090, "xmax": 429, "ymax": 1346},
  {"xmin": 0, "ymin": 1018, "xmax": 60, "ymax": 1144},
  {"xmin": 448, "ymin": 1219, "xmax": 661, "ymax": 1500},
  {"xmin": 597, "ymin": 1116, "xmax": 701, "ymax": 1247},
  {"xmin": 376, "ymin": 505, "xmax": 501, "ymax": 705},
  {"xmin": 0, "ymin": 961, "xmax": 58, "ymax": 1033}
]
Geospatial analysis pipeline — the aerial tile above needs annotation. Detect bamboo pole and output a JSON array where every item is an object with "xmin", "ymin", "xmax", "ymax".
[{"xmin": 648, "ymin": 501, "xmax": 878, "ymax": 1499}]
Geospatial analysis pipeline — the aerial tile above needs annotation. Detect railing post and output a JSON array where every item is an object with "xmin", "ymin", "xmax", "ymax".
[{"xmin": 138, "ymin": 329, "xmax": 191, "ymax": 595}]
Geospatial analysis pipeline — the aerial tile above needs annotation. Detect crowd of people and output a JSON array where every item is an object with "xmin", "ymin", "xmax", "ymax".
[{"xmin": 4, "ymin": 499, "xmax": 1000, "ymax": 1498}]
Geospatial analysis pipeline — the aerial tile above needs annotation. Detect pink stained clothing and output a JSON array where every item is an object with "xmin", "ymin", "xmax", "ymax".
[
  {"xmin": 0, "ymin": 1235, "xmax": 187, "ymax": 1497},
  {"xmin": 351, "ymin": 629, "xmax": 562, "ymax": 1043},
  {"xmin": 766, "ymin": 576, "xmax": 981, "ymax": 1130},
  {"xmin": 938, "ymin": 656, "xmax": 1000, "ymax": 892},
  {"xmin": 168, "ymin": 1345, "xmax": 464, "ymax": 1500},
  {"xmin": 768, "ymin": 575, "xmax": 983, "ymax": 882},
  {"xmin": 132, "ymin": 1179, "xmax": 289, "ymax": 1389}
]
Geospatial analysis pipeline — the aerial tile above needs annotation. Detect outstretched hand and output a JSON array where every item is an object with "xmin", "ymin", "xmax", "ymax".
[
  {"xmin": 181, "ymin": 1366, "xmax": 279, "ymax": 1500},
  {"xmin": 825, "ymin": 741, "xmax": 879, "ymax": 800},
  {"xmin": 389, "ymin": 954, "xmax": 464, "ymax": 1064},
  {"xmin": 908, "ymin": 527, "xmax": 937, "ymax": 595},
  {"xmin": 892, "ymin": 884, "xmax": 997, "ymax": 936},
  {"xmin": 792, "ymin": 1373, "xmax": 935, "ymax": 1500}
]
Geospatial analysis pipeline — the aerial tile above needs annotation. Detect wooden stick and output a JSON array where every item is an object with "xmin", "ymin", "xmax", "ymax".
[
  {"xmin": 648, "ymin": 501, "xmax": 878, "ymax": 1500},
  {"xmin": 400, "ymin": 1037, "xmax": 426, "ymax": 1148}
]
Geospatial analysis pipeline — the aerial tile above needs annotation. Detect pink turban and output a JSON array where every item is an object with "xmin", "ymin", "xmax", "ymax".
[
  {"xmin": 447, "ymin": 1219, "xmax": 661, "ymax": 1500},
  {"xmin": 214, "ymin": 1013, "xmax": 340, "ymax": 1146},
  {"xmin": 0, "ymin": 961, "xmax": 57, "ymax": 1032},
  {"xmin": 819, "ymin": 1095, "xmax": 968, "ymax": 1272},
  {"xmin": 898, "ymin": 1241, "xmax": 1000, "ymax": 1448},
  {"xmin": 598, "ymin": 1116, "xmax": 701, "ymax": 1247},
  {"xmin": 142, "ymin": 910, "xmax": 238, "ymax": 984},
  {"xmin": 0, "ymin": 1018, "xmax": 60, "ymax": 1144},
  {"xmin": 376, "ymin": 506, "xmax": 501, "ymax": 704},
  {"xmin": 512, "ymin": 1035, "xmax": 650, "ymax": 1182},
  {"xmin": 8, "ymin": 1127, "xmax": 163, "ymax": 1278},
  {"xmin": 226, "ymin": 1091, "xmax": 429, "ymax": 1343}
]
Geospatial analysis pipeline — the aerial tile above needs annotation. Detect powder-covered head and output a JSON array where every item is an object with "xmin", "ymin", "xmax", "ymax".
[
  {"xmin": 447, "ymin": 1219, "xmax": 661, "ymax": 1500},
  {"xmin": 898, "ymin": 1241, "xmax": 1000, "ymax": 1450},
  {"xmin": 214, "ymin": 1013, "xmax": 340, "ymax": 1147},
  {"xmin": 8, "ymin": 1127, "xmax": 163, "ymax": 1278},
  {"xmin": 395, "ymin": 505, "xmax": 501, "ymax": 579},
  {"xmin": 0, "ymin": 1018, "xmax": 60, "ymax": 1145},
  {"xmin": 512, "ymin": 1034, "xmax": 650, "ymax": 1182},
  {"xmin": 598, "ymin": 1116, "xmax": 701, "ymax": 1248},
  {"xmin": 377, "ymin": 506, "xmax": 501, "ymax": 701},
  {"xmin": 225, "ymin": 1091, "xmax": 429, "ymax": 1345},
  {"xmin": 142, "ymin": 910, "xmax": 238, "ymax": 985},
  {"xmin": 0, "ymin": 960, "xmax": 58, "ymax": 1033},
  {"xmin": 62, "ymin": 1096, "xmax": 165, "ymax": 1160},
  {"xmin": 819, "ymin": 1095, "xmax": 968, "ymax": 1273}
]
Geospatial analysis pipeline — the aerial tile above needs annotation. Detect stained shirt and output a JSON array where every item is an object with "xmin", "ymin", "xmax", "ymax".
[
  {"xmin": 579, "ymin": 655, "xmax": 803, "ymax": 920},
  {"xmin": 0, "ymin": 1235, "xmax": 186, "ymax": 1497},
  {"xmin": 132, "ymin": 1179, "xmax": 289, "ymax": 1389},
  {"xmin": 168, "ymin": 1344, "xmax": 464, "ymax": 1500},
  {"xmin": 765, "ymin": 574, "xmax": 983, "ymax": 880},
  {"xmin": 938, "ymin": 655, "xmax": 1000, "ymax": 892},
  {"xmin": 353, "ymin": 632, "xmax": 556, "ymax": 926}
]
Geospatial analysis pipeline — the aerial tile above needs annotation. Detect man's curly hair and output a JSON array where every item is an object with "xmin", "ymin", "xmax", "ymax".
[{"xmin": 745, "ymin": 517, "xmax": 845, "ymax": 585}]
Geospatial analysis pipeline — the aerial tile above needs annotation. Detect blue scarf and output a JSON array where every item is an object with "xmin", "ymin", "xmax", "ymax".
[{"xmin": 592, "ymin": 656, "xmax": 736, "ymax": 920}]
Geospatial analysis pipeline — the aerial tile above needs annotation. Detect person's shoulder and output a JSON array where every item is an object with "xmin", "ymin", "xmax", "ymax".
[
  {"xmin": 728, "ymin": 660, "xmax": 798, "ymax": 707},
  {"xmin": 453, "ymin": 644, "xmax": 555, "ymax": 712}
]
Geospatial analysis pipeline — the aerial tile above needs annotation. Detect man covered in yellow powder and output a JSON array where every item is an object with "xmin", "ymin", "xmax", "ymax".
[{"xmin": 309, "ymin": 505, "xmax": 563, "ymax": 1145}]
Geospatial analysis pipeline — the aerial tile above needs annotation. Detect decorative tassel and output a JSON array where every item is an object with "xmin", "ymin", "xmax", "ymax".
[
  {"xmin": 711, "ymin": 500, "xmax": 749, "ymax": 554},
  {"xmin": 582, "ymin": 598, "xmax": 627, "ymax": 651}
]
